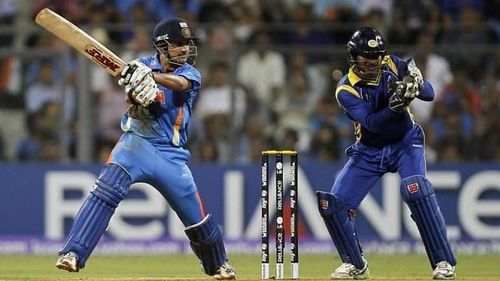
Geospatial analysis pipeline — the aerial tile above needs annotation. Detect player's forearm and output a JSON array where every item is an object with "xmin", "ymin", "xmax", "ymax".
[
  {"xmin": 362, "ymin": 107, "xmax": 400, "ymax": 133},
  {"xmin": 416, "ymin": 80, "xmax": 434, "ymax": 101},
  {"xmin": 152, "ymin": 72, "xmax": 191, "ymax": 91}
]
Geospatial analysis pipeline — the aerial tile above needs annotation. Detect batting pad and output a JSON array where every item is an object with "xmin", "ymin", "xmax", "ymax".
[
  {"xmin": 59, "ymin": 164, "xmax": 131, "ymax": 268},
  {"xmin": 185, "ymin": 214, "xmax": 227, "ymax": 275},
  {"xmin": 401, "ymin": 175, "xmax": 457, "ymax": 268},
  {"xmin": 316, "ymin": 191, "xmax": 366, "ymax": 270}
]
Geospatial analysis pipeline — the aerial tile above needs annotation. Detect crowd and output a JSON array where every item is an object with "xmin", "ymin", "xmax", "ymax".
[{"xmin": 0, "ymin": 0, "xmax": 498, "ymax": 163}]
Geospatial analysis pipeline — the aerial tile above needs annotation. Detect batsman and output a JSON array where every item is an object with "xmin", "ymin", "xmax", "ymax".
[
  {"xmin": 55, "ymin": 18, "xmax": 236, "ymax": 279},
  {"xmin": 317, "ymin": 27, "xmax": 456, "ymax": 280}
]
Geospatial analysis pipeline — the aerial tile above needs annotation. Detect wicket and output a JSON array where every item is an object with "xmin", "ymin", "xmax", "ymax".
[{"xmin": 261, "ymin": 150, "xmax": 299, "ymax": 279}]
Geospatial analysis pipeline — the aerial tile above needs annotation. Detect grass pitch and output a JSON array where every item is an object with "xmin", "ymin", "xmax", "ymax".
[{"xmin": 0, "ymin": 254, "xmax": 499, "ymax": 280}]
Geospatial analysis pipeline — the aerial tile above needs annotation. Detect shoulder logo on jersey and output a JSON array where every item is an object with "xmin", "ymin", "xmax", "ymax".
[{"xmin": 154, "ymin": 90, "xmax": 165, "ymax": 104}]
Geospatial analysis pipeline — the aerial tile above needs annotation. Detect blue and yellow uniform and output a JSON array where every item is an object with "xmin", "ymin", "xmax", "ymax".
[
  {"xmin": 316, "ymin": 27, "xmax": 456, "ymax": 280},
  {"xmin": 332, "ymin": 54, "xmax": 435, "ymax": 208}
]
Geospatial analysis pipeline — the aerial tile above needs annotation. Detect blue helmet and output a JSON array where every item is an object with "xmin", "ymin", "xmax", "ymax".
[
  {"xmin": 346, "ymin": 27, "xmax": 388, "ymax": 81},
  {"xmin": 152, "ymin": 18, "xmax": 198, "ymax": 67}
]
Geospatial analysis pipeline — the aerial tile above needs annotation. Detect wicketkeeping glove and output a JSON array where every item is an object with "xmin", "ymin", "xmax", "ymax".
[
  {"xmin": 406, "ymin": 59, "xmax": 423, "ymax": 89},
  {"xmin": 118, "ymin": 60, "xmax": 152, "ymax": 87},
  {"xmin": 388, "ymin": 76, "xmax": 417, "ymax": 112},
  {"xmin": 389, "ymin": 91, "xmax": 411, "ymax": 112}
]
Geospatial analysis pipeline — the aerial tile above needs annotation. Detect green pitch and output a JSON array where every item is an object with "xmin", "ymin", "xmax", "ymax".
[{"xmin": 0, "ymin": 254, "xmax": 499, "ymax": 280}]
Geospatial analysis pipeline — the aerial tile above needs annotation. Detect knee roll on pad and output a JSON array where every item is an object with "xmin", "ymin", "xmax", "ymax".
[
  {"xmin": 316, "ymin": 191, "xmax": 365, "ymax": 269},
  {"xmin": 401, "ymin": 175, "xmax": 456, "ymax": 268},
  {"xmin": 185, "ymin": 215, "xmax": 227, "ymax": 276},
  {"xmin": 91, "ymin": 164, "xmax": 131, "ymax": 207},
  {"xmin": 59, "ymin": 164, "xmax": 131, "ymax": 268}
]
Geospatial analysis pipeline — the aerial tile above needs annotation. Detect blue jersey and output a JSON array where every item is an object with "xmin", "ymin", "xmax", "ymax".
[
  {"xmin": 120, "ymin": 54, "xmax": 201, "ymax": 147},
  {"xmin": 335, "ymin": 55, "xmax": 434, "ymax": 147}
]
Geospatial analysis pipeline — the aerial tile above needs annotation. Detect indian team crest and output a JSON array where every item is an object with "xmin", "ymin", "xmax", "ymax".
[
  {"xmin": 367, "ymin": 39, "xmax": 378, "ymax": 48},
  {"xmin": 179, "ymin": 22, "xmax": 191, "ymax": 38}
]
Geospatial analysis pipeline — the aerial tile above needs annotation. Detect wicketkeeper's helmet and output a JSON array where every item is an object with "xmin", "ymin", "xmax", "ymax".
[
  {"xmin": 152, "ymin": 18, "xmax": 198, "ymax": 67},
  {"xmin": 346, "ymin": 27, "xmax": 388, "ymax": 81}
]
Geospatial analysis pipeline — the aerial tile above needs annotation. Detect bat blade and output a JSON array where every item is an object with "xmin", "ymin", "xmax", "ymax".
[{"xmin": 35, "ymin": 8, "xmax": 125, "ymax": 76}]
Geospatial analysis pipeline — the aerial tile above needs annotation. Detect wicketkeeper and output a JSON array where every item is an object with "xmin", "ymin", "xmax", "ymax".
[{"xmin": 317, "ymin": 27, "xmax": 456, "ymax": 280}]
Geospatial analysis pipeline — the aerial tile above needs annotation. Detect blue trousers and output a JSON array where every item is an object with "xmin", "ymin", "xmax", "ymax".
[
  {"xmin": 110, "ymin": 132, "xmax": 205, "ymax": 226},
  {"xmin": 332, "ymin": 124, "xmax": 427, "ymax": 208}
]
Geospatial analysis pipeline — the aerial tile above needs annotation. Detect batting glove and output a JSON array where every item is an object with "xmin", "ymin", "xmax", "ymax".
[
  {"xmin": 118, "ymin": 60, "xmax": 152, "ymax": 87},
  {"xmin": 126, "ymin": 75, "xmax": 158, "ymax": 107}
]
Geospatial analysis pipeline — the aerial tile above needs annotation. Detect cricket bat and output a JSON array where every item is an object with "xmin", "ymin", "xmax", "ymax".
[{"xmin": 35, "ymin": 8, "xmax": 125, "ymax": 76}]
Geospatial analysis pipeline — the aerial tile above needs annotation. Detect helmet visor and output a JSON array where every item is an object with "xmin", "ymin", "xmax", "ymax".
[
  {"xmin": 154, "ymin": 39, "xmax": 198, "ymax": 66},
  {"xmin": 353, "ymin": 54, "xmax": 383, "ymax": 80}
]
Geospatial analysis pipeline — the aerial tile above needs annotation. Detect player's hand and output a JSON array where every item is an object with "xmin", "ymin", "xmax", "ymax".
[
  {"xmin": 389, "ymin": 89, "xmax": 411, "ymax": 112},
  {"xmin": 126, "ymin": 76, "xmax": 158, "ymax": 107},
  {"xmin": 406, "ymin": 59, "xmax": 423, "ymax": 88},
  {"xmin": 398, "ymin": 79, "xmax": 419, "ymax": 101},
  {"xmin": 118, "ymin": 60, "xmax": 152, "ymax": 87}
]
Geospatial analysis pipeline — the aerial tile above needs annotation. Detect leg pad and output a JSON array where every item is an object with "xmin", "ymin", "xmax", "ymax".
[
  {"xmin": 401, "ymin": 175, "xmax": 456, "ymax": 268},
  {"xmin": 316, "ymin": 191, "xmax": 365, "ymax": 269},
  {"xmin": 185, "ymin": 215, "xmax": 228, "ymax": 276},
  {"xmin": 59, "ymin": 164, "xmax": 131, "ymax": 268}
]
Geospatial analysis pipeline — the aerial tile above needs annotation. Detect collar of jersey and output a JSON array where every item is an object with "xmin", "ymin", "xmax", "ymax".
[
  {"xmin": 347, "ymin": 67, "xmax": 382, "ymax": 86},
  {"xmin": 151, "ymin": 54, "xmax": 164, "ymax": 71}
]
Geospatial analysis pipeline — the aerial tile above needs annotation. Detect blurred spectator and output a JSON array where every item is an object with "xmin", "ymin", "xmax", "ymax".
[
  {"xmin": 201, "ymin": 114, "xmax": 230, "ymax": 162},
  {"xmin": 197, "ymin": 139, "xmax": 220, "ymax": 163},
  {"xmin": 0, "ymin": 0, "xmax": 497, "ymax": 164},
  {"xmin": 0, "ymin": 127, "xmax": 6, "ymax": 161},
  {"xmin": 24, "ymin": 60, "xmax": 76, "ymax": 122},
  {"xmin": 0, "ymin": 56, "xmax": 21, "ymax": 100},
  {"xmin": 356, "ymin": 0, "xmax": 393, "ymax": 24},
  {"xmin": 258, "ymin": 0, "xmax": 289, "ymax": 23},
  {"xmin": 95, "ymin": 139, "xmax": 115, "ymax": 164},
  {"xmin": 0, "ymin": 0, "xmax": 16, "ymax": 48},
  {"xmin": 434, "ymin": 111, "xmax": 469, "ymax": 162},
  {"xmin": 39, "ymin": 133, "xmax": 62, "ymax": 162},
  {"xmin": 439, "ymin": 4, "xmax": 497, "ymax": 79},
  {"xmin": 436, "ymin": 64, "xmax": 482, "ymax": 117},
  {"xmin": 229, "ymin": 1, "xmax": 260, "ymax": 44},
  {"xmin": 32, "ymin": 0, "xmax": 84, "ymax": 22},
  {"xmin": 16, "ymin": 114, "xmax": 44, "ymax": 161},
  {"xmin": 237, "ymin": 115, "xmax": 269, "ymax": 163},
  {"xmin": 310, "ymin": 123, "xmax": 339, "ymax": 162},
  {"xmin": 439, "ymin": 0, "xmax": 486, "ymax": 23},
  {"xmin": 198, "ymin": 0, "xmax": 230, "ymax": 23},
  {"xmin": 359, "ymin": 8, "xmax": 387, "ymax": 38},
  {"xmin": 408, "ymin": 30, "xmax": 454, "ymax": 124},
  {"xmin": 24, "ymin": 61, "xmax": 62, "ymax": 115},
  {"xmin": 121, "ymin": 26, "xmax": 152, "ymax": 62},
  {"xmin": 280, "ymin": 128, "xmax": 299, "ymax": 151},
  {"xmin": 237, "ymin": 29, "xmax": 286, "ymax": 119},
  {"xmin": 274, "ymin": 68, "xmax": 316, "ymax": 151},
  {"xmin": 287, "ymin": 51, "xmax": 328, "ymax": 110},
  {"xmin": 311, "ymin": 0, "xmax": 358, "ymax": 21},
  {"xmin": 195, "ymin": 61, "xmax": 247, "ymax": 130},
  {"xmin": 95, "ymin": 78, "xmax": 127, "ymax": 144},
  {"xmin": 115, "ymin": 0, "xmax": 199, "ymax": 23},
  {"xmin": 285, "ymin": 3, "xmax": 333, "ymax": 44},
  {"xmin": 388, "ymin": 0, "xmax": 438, "ymax": 44}
]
